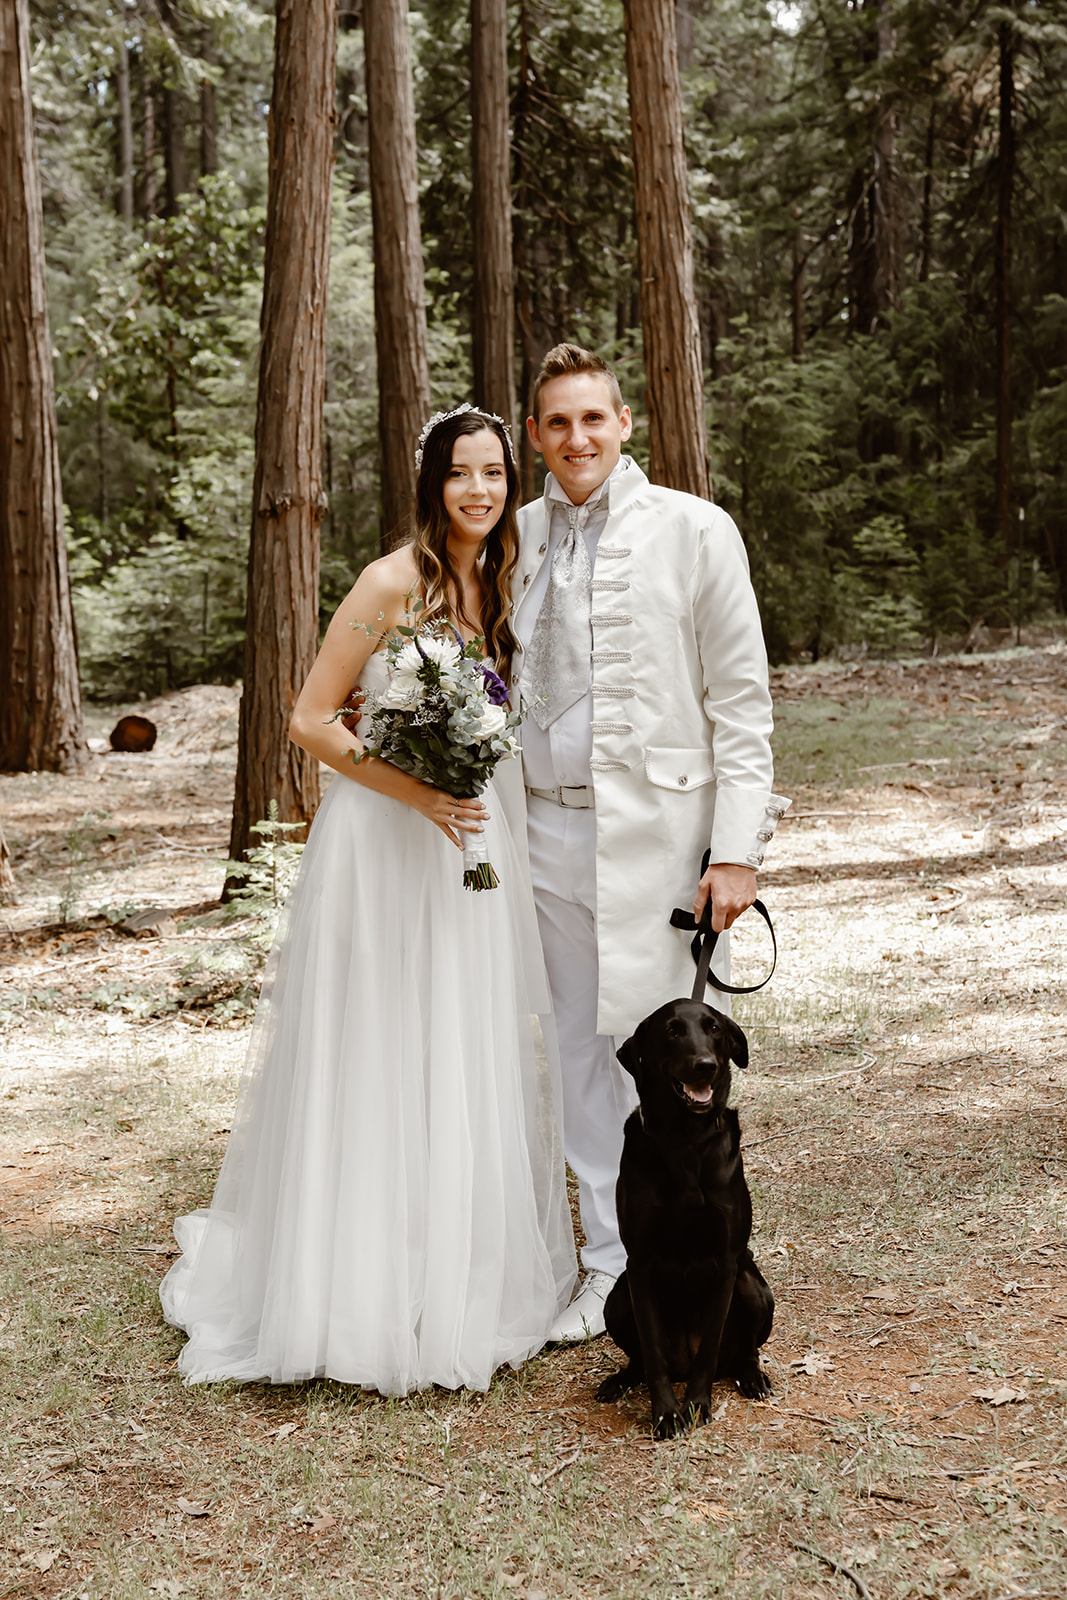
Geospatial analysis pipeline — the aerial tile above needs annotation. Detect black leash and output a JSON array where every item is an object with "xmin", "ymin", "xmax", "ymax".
[{"xmin": 670, "ymin": 852, "xmax": 778, "ymax": 1002}]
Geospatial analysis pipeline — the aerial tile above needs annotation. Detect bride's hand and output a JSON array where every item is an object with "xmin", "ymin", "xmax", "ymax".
[{"xmin": 414, "ymin": 787, "xmax": 488, "ymax": 849}]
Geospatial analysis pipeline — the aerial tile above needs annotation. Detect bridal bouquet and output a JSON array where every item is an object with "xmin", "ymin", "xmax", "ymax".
[{"xmin": 350, "ymin": 620, "xmax": 520, "ymax": 890}]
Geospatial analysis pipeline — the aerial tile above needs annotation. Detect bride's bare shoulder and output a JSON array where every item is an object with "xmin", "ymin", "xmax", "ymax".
[{"xmin": 342, "ymin": 546, "xmax": 420, "ymax": 619}]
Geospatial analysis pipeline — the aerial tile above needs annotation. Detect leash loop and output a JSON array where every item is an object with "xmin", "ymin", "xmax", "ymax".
[{"xmin": 670, "ymin": 851, "xmax": 778, "ymax": 1002}]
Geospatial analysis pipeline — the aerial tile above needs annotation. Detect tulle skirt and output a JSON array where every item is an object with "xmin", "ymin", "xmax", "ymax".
[{"xmin": 160, "ymin": 761, "xmax": 576, "ymax": 1392}]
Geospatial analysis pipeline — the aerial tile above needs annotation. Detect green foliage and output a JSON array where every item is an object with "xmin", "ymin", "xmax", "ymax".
[
  {"xmin": 223, "ymin": 802, "xmax": 306, "ymax": 932},
  {"xmin": 30, "ymin": 0, "xmax": 1067, "ymax": 694}
]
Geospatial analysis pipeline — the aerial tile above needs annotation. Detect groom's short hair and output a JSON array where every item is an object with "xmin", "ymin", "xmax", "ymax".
[{"xmin": 532, "ymin": 343, "xmax": 625, "ymax": 420}]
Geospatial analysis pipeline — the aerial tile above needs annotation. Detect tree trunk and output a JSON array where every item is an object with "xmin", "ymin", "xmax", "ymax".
[
  {"xmin": 847, "ymin": 0, "xmax": 898, "ymax": 335},
  {"xmin": 227, "ymin": 0, "xmax": 336, "ymax": 878},
  {"xmin": 162, "ymin": 85, "xmax": 188, "ymax": 215},
  {"xmin": 624, "ymin": 0, "xmax": 710, "ymax": 498},
  {"xmin": 158, "ymin": 0, "xmax": 188, "ymax": 216},
  {"xmin": 200, "ymin": 22, "xmax": 218, "ymax": 179},
  {"xmin": 0, "ymin": 0, "xmax": 88, "ymax": 775},
  {"xmin": 918, "ymin": 96, "xmax": 936, "ymax": 284},
  {"xmin": 791, "ymin": 210, "xmax": 804, "ymax": 361},
  {"xmin": 364, "ymin": 0, "xmax": 431, "ymax": 551},
  {"xmin": 470, "ymin": 0, "xmax": 515, "ymax": 427},
  {"xmin": 115, "ymin": 33, "xmax": 134, "ymax": 223},
  {"xmin": 870, "ymin": 0, "xmax": 899, "ymax": 318},
  {"xmin": 0, "ymin": 821, "xmax": 14, "ymax": 900},
  {"xmin": 994, "ymin": 19, "xmax": 1013, "ymax": 557},
  {"xmin": 142, "ymin": 68, "xmax": 158, "ymax": 219}
]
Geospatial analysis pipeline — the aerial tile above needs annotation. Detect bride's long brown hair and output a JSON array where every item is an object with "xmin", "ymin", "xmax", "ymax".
[{"xmin": 411, "ymin": 411, "xmax": 521, "ymax": 681}]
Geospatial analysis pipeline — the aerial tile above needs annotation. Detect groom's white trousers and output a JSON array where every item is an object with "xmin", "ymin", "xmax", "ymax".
[{"xmin": 525, "ymin": 796, "xmax": 637, "ymax": 1276}]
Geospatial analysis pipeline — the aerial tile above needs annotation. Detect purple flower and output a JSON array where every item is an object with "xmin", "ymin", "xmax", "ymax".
[{"xmin": 480, "ymin": 665, "xmax": 510, "ymax": 706}]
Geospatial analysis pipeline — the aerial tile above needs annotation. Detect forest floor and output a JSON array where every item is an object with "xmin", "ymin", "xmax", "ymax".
[{"xmin": 1, "ymin": 641, "xmax": 1065, "ymax": 1600}]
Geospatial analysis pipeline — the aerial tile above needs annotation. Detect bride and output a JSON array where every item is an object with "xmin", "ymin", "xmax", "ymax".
[{"xmin": 160, "ymin": 406, "xmax": 576, "ymax": 1391}]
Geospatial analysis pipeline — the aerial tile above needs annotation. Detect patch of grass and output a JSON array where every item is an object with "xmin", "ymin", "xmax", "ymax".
[{"xmin": 772, "ymin": 695, "xmax": 989, "ymax": 791}]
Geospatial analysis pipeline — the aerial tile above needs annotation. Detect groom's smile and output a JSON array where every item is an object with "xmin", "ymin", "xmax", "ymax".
[{"xmin": 527, "ymin": 373, "xmax": 633, "ymax": 506}]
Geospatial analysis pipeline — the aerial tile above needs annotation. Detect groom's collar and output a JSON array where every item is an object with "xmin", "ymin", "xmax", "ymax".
[{"xmin": 543, "ymin": 454, "xmax": 639, "ymax": 514}]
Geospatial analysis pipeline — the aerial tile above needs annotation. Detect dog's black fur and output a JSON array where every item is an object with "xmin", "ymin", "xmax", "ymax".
[{"xmin": 595, "ymin": 998, "xmax": 774, "ymax": 1439}]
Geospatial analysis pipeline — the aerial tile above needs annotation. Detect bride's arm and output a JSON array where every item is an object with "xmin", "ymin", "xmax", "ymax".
[{"xmin": 288, "ymin": 555, "xmax": 487, "ymax": 848}]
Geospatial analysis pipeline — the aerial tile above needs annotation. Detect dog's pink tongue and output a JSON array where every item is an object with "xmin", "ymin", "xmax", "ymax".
[{"xmin": 687, "ymin": 1083, "xmax": 715, "ymax": 1104}]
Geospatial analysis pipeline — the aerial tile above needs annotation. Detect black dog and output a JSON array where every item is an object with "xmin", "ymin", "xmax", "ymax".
[{"xmin": 595, "ymin": 999, "xmax": 774, "ymax": 1439}]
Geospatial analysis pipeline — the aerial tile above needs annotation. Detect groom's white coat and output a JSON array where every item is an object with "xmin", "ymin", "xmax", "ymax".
[{"xmin": 513, "ymin": 459, "xmax": 789, "ymax": 1039}]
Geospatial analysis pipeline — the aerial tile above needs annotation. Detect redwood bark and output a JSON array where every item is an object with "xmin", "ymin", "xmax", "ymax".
[
  {"xmin": 115, "ymin": 33, "xmax": 135, "ymax": 223},
  {"xmin": 471, "ymin": 0, "xmax": 516, "ymax": 428},
  {"xmin": 227, "ymin": 0, "xmax": 336, "ymax": 875},
  {"xmin": 200, "ymin": 23, "xmax": 218, "ymax": 179},
  {"xmin": 994, "ymin": 20, "xmax": 1014, "ymax": 556},
  {"xmin": 364, "ymin": 0, "xmax": 431, "ymax": 550},
  {"xmin": 624, "ymin": 0, "xmax": 710, "ymax": 498},
  {"xmin": 0, "ymin": 0, "xmax": 88, "ymax": 775}
]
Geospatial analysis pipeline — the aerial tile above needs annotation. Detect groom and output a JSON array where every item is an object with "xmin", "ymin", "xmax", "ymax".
[{"xmin": 511, "ymin": 343, "xmax": 789, "ymax": 1342}]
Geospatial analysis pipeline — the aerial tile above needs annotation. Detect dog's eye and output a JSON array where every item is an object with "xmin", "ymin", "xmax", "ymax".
[
  {"xmin": 703, "ymin": 1018, "xmax": 721, "ymax": 1035},
  {"xmin": 665, "ymin": 1020, "xmax": 685, "ymax": 1039}
]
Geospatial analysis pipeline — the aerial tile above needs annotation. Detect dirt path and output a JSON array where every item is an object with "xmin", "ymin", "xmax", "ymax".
[{"xmin": 1, "ymin": 648, "xmax": 1064, "ymax": 1600}]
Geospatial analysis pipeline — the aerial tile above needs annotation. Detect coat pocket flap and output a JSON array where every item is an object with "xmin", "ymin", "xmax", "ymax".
[{"xmin": 644, "ymin": 746, "xmax": 716, "ymax": 791}]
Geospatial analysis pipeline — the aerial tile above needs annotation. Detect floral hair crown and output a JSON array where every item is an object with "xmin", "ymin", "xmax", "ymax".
[{"xmin": 414, "ymin": 402, "xmax": 516, "ymax": 470}]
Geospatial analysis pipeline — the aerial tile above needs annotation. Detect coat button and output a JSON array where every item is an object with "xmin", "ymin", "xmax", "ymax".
[
  {"xmin": 523, "ymin": 573, "xmax": 531, "ymax": 586},
  {"xmin": 539, "ymin": 542, "xmax": 547, "ymax": 554},
  {"xmin": 678, "ymin": 775, "xmax": 688, "ymax": 786}
]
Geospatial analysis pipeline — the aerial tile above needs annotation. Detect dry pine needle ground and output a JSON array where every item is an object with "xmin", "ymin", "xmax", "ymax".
[{"xmin": 1, "ymin": 645, "xmax": 1065, "ymax": 1600}]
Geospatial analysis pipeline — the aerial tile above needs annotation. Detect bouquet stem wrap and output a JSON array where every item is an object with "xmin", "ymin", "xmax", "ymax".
[{"xmin": 461, "ymin": 824, "xmax": 500, "ymax": 892}]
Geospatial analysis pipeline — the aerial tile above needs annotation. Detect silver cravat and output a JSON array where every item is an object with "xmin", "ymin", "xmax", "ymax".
[{"xmin": 524, "ymin": 503, "xmax": 593, "ymax": 730}]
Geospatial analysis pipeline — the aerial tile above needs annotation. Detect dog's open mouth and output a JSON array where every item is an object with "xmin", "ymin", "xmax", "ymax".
[{"xmin": 674, "ymin": 1080, "xmax": 717, "ymax": 1111}]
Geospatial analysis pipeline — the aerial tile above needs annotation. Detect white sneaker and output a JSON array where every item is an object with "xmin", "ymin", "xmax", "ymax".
[{"xmin": 547, "ymin": 1270, "xmax": 616, "ymax": 1344}]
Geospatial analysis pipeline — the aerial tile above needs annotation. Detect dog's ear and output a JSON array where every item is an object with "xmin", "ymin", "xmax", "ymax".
[
  {"xmin": 616, "ymin": 1034, "xmax": 639, "ymax": 1077},
  {"xmin": 725, "ymin": 1018, "xmax": 749, "ymax": 1070}
]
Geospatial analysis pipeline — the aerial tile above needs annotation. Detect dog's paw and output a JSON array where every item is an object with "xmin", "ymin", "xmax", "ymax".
[
  {"xmin": 595, "ymin": 1369, "xmax": 635, "ymax": 1404},
  {"xmin": 652, "ymin": 1407, "xmax": 688, "ymax": 1441},
  {"xmin": 736, "ymin": 1364, "xmax": 773, "ymax": 1400}
]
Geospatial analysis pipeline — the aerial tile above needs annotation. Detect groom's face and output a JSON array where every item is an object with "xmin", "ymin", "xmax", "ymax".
[{"xmin": 526, "ymin": 374, "xmax": 633, "ymax": 506}]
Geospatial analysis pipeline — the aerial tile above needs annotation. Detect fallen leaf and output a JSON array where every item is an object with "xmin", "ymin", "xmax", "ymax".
[
  {"xmin": 273, "ymin": 1421, "xmax": 299, "ymax": 1440},
  {"xmin": 790, "ymin": 1349, "xmax": 835, "ymax": 1376},
  {"xmin": 308, "ymin": 1512, "xmax": 336, "ymax": 1536},
  {"xmin": 29, "ymin": 1551, "xmax": 59, "ymax": 1573},
  {"xmin": 500, "ymin": 1574, "xmax": 525, "ymax": 1589},
  {"xmin": 863, "ymin": 1285, "xmax": 899, "ymax": 1302},
  {"xmin": 176, "ymin": 1496, "xmax": 211, "ymax": 1517},
  {"xmin": 973, "ymin": 1385, "xmax": 1023, "ymax": 1406},
  {"xmin": 149, "ymin": 1582, "xmax": 183, "ymax": 1598},
  {"xmin": 842, "ymin": 1543, "xmax": 878, "ymax": 1567},
  {"xmin": 127, "ymin": 1417, "xmax": 146, "ymax": 1436}
]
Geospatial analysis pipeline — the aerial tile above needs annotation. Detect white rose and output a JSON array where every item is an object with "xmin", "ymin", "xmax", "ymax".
[
  {"xmin": 476, "ymin": 703, "xmax": 507, "ymax": 739},
  {"xmin": 380, "ymin": 676, "xmax": 423, "ymax": 710}
]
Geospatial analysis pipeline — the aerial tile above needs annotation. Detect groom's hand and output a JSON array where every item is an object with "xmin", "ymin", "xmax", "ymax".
[
  {"xmin": 694, "ymin": 863, "xmax": 757, "ymax": 933},
  {"xmin": 340, "ymin": 687, "xmax": 365, "ymax": 735}
]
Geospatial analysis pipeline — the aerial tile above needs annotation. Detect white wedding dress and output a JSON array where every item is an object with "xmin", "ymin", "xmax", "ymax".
[{"xmin": 161, "ymin": 652, "xmax": 576, "ymax": 1391}]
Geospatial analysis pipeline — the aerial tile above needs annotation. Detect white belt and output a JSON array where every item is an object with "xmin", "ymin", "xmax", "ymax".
[{"xmin": 526, "ymin": 784, "xmax": 595, "ymax": 809}]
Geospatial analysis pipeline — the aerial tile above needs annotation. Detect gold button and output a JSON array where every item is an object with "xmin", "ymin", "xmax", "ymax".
[{"xmin": 523, "ymin": 574, "xmax": 531, "ymax": 586}]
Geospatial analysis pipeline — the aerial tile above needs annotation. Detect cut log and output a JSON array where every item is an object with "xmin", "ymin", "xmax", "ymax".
[{"xmin": 109, "ymin": 714, "xmax": 158, "ymax": 752}]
